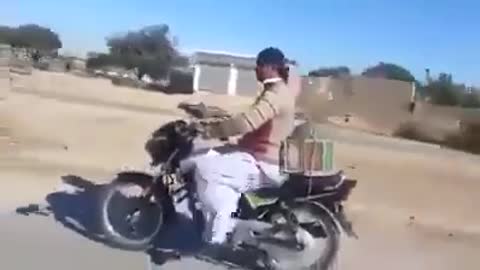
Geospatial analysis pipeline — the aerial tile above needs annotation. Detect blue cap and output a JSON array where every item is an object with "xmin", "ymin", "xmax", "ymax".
[{"xmin": 256, "ymin": 47, "xmax": 286, "ymax": 67}]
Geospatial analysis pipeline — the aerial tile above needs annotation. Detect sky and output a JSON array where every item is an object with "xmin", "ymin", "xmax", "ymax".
[{"xmin": 2, "ymin": 0, "xmax": 479, "ymax": 85}]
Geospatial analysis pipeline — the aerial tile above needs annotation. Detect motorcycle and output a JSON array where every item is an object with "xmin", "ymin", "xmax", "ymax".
[{"xmin": 98, "ymin": 102, "xmax": 358, "ymax": 270}]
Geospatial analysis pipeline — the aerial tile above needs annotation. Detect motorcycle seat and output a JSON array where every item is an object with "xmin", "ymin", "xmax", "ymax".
[
  {"xmin": 242, "ymin": 171, "xmax": 356, "ymax": 207},
  {"xmin": 244, "ymin": 189, "xmax": 280, "ymax": 208},
  {"xmin": 245, "ymin": 171, "xmax": 343, "ymax": 199}
]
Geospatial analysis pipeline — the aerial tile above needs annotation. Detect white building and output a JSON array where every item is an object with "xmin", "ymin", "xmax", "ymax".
[{"xmin": 190, "ymin": 50, "xmax": 297, "ymax": 97}]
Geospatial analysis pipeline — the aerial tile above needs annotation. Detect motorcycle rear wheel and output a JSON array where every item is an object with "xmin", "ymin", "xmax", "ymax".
[
  {"xmin": 99, "ymin": 181, "xmax": 165, "ymax": 251},
  {"xmin": 272, "ymin": 202, "xmax": 340, "ymax": 270},
  {"xmin": 305, "ymin": 213, "xmax": 338, "ymax": 270}
]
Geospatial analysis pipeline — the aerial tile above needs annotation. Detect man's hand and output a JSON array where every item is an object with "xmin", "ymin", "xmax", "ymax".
[
  {"xmin": 191, "ymin": 120, "xmax": 231, "ymax": 142},
  {"xmin": 190, "ymin": 120, "xmax": 209, "ymax": 138},
  {"xmin": 178, "ymin": 101, "xmax": 208, "ymax": 119}
]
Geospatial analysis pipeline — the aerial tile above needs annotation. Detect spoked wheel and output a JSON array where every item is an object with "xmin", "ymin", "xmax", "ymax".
[
  {"xmin": 99, "ymin": 181, "xmax": 164, "ymax": 251},
  {"xmin": 293, "ymin": 202, "xmax": 339, "ymax": 270},
  {"xmin": 261, "ymin": 202, "xmax": 340, "ymax": 270}
]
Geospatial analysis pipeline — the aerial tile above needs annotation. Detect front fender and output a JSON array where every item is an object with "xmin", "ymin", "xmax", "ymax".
[
  {"xmin": 114, "ymin": 171, "xmax": 154, "ymax": 189},
  {"xmin": 114, "ymin": 171, "xmax": 172, "ymax": 211}
]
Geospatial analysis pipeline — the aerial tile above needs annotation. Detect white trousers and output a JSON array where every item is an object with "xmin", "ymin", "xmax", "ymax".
[{"xmin": 182, "ymin": 148, "xmax": 284, "ymax": 244}]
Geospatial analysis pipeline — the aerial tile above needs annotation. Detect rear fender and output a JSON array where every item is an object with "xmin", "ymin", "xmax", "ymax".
[
  {"xmin": 309, "ymin": 179, "xmax": 358, "ymax": 237},
  {"xmin": 307, "ymin": 201, "xmax": 343, "ymax": 235},
  {"xmin": 292, "ymin": 200, "xmax": 355, "ymax": 238},
  {"xmin": 307, "ymin": 201, "xmax": 358, "ymax": 238},
  {"xmin": 338, "ymin": 179, "xmax": 357, "ymax": 202}
]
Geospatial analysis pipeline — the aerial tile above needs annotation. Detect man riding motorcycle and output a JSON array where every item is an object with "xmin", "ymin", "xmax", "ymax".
[
  {"xmin": 181, "ymin": 47, "xmax": 298, "ymax": 246},
  {"xmin": 98, "ymin": 47, "xmax": 356, "ymax": 269}
]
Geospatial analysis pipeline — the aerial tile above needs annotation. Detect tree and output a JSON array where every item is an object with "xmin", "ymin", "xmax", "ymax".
[
  {"xmin": 88, "ymin": 24, "xmax": 183, "ymax": 79},
  {"xmin": 308, "ymin": 66, "xmax": 350, "ymax": 78},
  {"xmin": 362, "ymin": 62, "xmax": 415, "ymax": 82},
  {"xmin": 460, "ymin": 90, "xmax": 480, "ymax": 108},
  {"xmin": 14, "ymin": 24, "xmax": 62, "ymax": 51},
  {"xmin": 107, "ymin": 24, "xmax": 178, "ymax": 79},
  {"xmin": 172, "ymin": 55, "xmax": 189, "ymax": 67},
  {"xmin": 419, "ymin": 73, "xmax": 480, "ymax": 108},
  {"xmin": 0, "ymin": 24, "xmax": 62, "ymax": 61},
  {"xmin": 0, "ymin": 26, "xmax": 14, "ymax": 44},
  {"xmin": 106, "ymin": 24, "xmax": 174, "ymax": 56},
  {"xmin": 423, "ymin": 73, "xmax": 463, "ymax": 106}
]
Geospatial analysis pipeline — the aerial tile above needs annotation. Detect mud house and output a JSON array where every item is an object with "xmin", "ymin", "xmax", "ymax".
[{"xmin": 190, "ymin": 50, "xmax": 298, "ymax": 97}]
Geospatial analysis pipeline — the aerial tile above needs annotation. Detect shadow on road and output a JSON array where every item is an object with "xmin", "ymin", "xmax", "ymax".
[
  {"xmin": 16, "ymin": 175, "xmax": 107, "ymax": 244},
  {"xmin": 15, "ymin": 174, "xmax": 254, "ymax": 268}
]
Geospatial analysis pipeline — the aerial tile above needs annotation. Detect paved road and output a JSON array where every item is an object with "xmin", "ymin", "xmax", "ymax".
[
  {"xmin": 1, "ymin": 181, "xmax": 244, "ymax": 270},
  {"xmin": 0, "ymin": 213, "xmax": 230, "ymax": 270},
  {"xmin": 0, "ymin": 214, "xmax": 146, "ymax": 269},
  {"xmin": 2, "ymin": 181, "xmax": 480, "ymax": 270}
]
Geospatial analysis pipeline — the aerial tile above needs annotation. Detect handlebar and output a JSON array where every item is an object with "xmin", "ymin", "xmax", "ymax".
[
  {"xmin": 177, "ymin": 102, "xmax": 231, "ymax": 119},
  {"xmin": 174, "ymin": 120, "xmax": 229, "ymax": 142}
]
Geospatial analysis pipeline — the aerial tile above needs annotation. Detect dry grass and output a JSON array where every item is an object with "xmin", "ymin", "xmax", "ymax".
[
  {"xmin": 444, "ymin": 123, "xmax": 480, "ymax": 154},
  {"xmin": 394, "ymin": 121, "xmax": 480, "ymax": 154},
  {"xmin": 111, "ymin": 77, "xmax": 146, "ymax": 88},
  {"xmin": 393, "ymin": 122, "xmax": 442, "ymax": 144}
]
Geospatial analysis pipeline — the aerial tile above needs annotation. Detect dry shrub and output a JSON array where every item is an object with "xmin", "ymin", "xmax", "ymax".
[
  {"xmin": 111, "ymin": 77, "xmax": 145, "ymax": 88},
  {"xmin": 33, "ymin": 61, "xmax": 49, "ymax": 70},
  {"xmin": 393, "ymin": 122, "xmax": 441, "ymax": 144},
  {"xmin": 444, "ymin": 123, "xmax": 480, "ymax": 154},
  {"xmin": 394, "ymin": 121, "xmax": 480, "ymax": 155}
]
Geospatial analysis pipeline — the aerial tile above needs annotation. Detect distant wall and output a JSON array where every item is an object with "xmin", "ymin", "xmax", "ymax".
[
  {"xmin": 0, "ymin": 44, "xmax": 11, "ymax": 100},
  {"xmin": 298, "ymin": 75, "xmax": 479, "ymax": 139},
  {"xmin": 12, "ymin": 70, "xmax": 252, "ymax": 115},
  {"xmin": 299, "ymin": 76, "xmax": 415, "ymax": 134}
]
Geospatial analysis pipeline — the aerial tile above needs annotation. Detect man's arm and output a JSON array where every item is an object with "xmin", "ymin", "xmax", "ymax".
[{"xmin": 204, "ymin": 90, "xmax": 282, "ymax": 139}]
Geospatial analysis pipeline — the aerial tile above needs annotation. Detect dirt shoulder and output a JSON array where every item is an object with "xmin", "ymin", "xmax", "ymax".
[
  {"xmin": 1, "ymin": 71, "xmax": 479, "ymax": 270},
  {"xmin": 2, "ymin": 89, "xmax": 479, "ymax": 231}
]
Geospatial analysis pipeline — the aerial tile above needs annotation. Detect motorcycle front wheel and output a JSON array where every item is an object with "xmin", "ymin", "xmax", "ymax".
[{"xmin": 99, "ymin": 181, "xmax": 165, "ymax": 251}]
